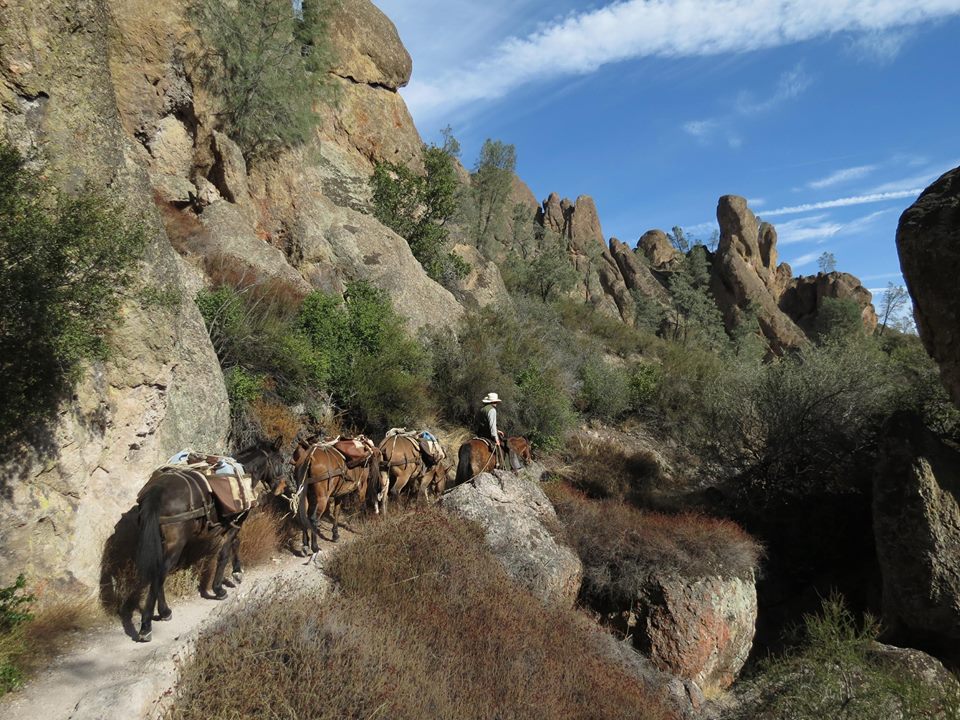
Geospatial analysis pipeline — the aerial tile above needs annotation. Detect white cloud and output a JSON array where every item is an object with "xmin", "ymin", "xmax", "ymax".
[
  {"xmin": 776, "ymin": 215, "xmax": 845, "ymax": 244},
  {"xmin": 846, "ymin": 28, "xmax": 916, "ymax": 64},
  {"xmin": 747, "ymin": 198, "xmax": 766, "ymax": 207},
  {"xmin": 790, "ymin": 250, "xmax": 824, "ymax": 268},
  {"xmin": 400, "ymin": 0, "xmax": 960, "ymax": 121},
  {"xmin": 736, "ymin": 65, "xmax": 813, "ymax": 114},
  {"xmin": 807, "ymin": 164, "xmax": 878, "ymax": 189},
  {"xmin": 683, "ymin": 119, "xmax": 718, "ymax": 139},
  {"xmin": 762, "ymin": 189, "xmax": 924, "ymax": 217}
]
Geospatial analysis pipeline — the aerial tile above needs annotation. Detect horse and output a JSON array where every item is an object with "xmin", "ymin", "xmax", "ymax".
[
  {"xmin": 454, "ymin": 435, "xmax": 531, "ymax": 485},
  {"xmin": 377, "ymin": 433, "xmax": 452, "ymax": 514},
  {"xmin": 290, "ymin": 438, "xmax": 381, "ymax": 553},
  {"xmin": 135, "ymin": 437, "xmax": 288, "ymax": 643}
]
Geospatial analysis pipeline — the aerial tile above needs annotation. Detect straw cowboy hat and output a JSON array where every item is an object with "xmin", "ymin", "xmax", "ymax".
[{"xmin": 481, "ymin": 392, "xmax": 501, "ymax": 404}]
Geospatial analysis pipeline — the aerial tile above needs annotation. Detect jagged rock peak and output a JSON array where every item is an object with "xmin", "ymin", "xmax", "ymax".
[
  {"xmin": 896, "ymin": 165, "xmax": 960, "ymax": 408},
  {"xmin": 536, "ymin": 193, "xmax": 605, "ymax": 247},
  {"xmin": 326, "ymin": 0, "xmax": 413, "ymax": 90},
  {"xmin": 638, "ymin": 229, "xmax": 680, "ymax": 268}
]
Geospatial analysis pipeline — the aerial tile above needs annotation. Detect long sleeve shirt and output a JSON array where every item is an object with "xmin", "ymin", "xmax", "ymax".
[{"xmin": 483, "ymin": 404, "xmax": 498, "ymax": 439}]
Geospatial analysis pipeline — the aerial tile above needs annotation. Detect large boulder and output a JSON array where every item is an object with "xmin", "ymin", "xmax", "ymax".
[
  {"xmin": 635, "ymin": 573, "xmax": 757, "ymax": 691},
  {"xmin": 609, "ymin": 237, "xmax": 671, "ymax": 306},
  {"xmin": 779, "ymin": 271, "xmax": 878, "ymax": 335},
  {"xmin": 638, "ymin": 230, "xmax": 681, "ymax": 269},
  {"xmin": 441, "ymin": 470, "xmax": 583, "ymax": 606},
  {"xmin": 897, "ymin": 166, "xmax": 960, "ymax": 407},
  {"xmin": 0, "ymin": 0, "xmax": 229, "ymax": 590},
  {"xmin": 874, "ymin": 412, "xmax": 960, "ymax": 646}
]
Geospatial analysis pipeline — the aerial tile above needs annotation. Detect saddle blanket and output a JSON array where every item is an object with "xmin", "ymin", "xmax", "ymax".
[
  {"xmin": 161, "ymin": 450, "xmax": 256, "ymax": 516},
  {"xmin": 385, "ymin": 428, "xmax": 445, "ymax": 465}
]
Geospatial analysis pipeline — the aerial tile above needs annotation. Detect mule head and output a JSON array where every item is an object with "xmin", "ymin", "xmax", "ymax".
[{"xmin": 236, "ymin": 437, "xmax": 290, "ymax": 496}]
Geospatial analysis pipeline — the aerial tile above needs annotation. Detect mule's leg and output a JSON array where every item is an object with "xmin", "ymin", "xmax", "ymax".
[
  {"xmin": 139, "ymin": 579, "xmax": 159, "ymax": 642},
  {"xmin": 331, "ymin": 497, "xmax": 341, "ymax": 543},
  {"xmin": 311, "ymin": 490, "xmax": 329, "ymax": 552},
  {"xmin": 230, "ymin": 530, "xmax": 243, "ymax": 585},
  {"xmin": 211, "ymin": 527, "xmax": 239, "ymax": 600},
  {"xmin": 156, "ymin": 529, "xmax": 188, "ymax": 621}
]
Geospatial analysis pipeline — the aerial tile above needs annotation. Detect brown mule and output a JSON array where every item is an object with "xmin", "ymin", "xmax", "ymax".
[
  {"xmin": 291, "ymin": 438, "xmax": 380, "ymax": 553},
  {"xmin": 454, "ymin": 435, "xmax": 531, "ymax": 485},
  {"xmin": 377, "ymin": 434, "xmax": 451, "ymax": 514},
  {"xmin": 135, "ymin": 437, "xmax": 288, "ymax": 642}
]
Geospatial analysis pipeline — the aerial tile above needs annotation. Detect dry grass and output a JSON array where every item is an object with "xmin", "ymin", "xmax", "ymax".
[
  {"xmin": 545, "ymin": 481, "xmax": 763, "ymax": 613},
  {"xmin": 166, "ymin": 508, "xmax": 676, "ymax": 720},
  {"xmin": 237, "ymin": 507, "xmax": 288, "ymax": 567},
  {"xmin": 549, "ymin": 434, "xmax": 663, "ymax": 504},
  {"xmin": 250, "ymin": 398, "xmax": 302, "ymax": 447}
]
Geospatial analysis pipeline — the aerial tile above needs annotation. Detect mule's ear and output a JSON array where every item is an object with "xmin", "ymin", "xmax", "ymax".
[{"xmin": 272, "ymin": 435, "xmax": 284, "ymax": 450}]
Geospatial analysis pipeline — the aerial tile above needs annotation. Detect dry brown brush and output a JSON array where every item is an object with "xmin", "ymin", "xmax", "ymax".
[
  {"xmin": 546, "ymin": 482, "xmax": 762, "ymax": 613},
  {"xmin": 166, "ymin": 509, "xmax": 676, "ymax": 720}
]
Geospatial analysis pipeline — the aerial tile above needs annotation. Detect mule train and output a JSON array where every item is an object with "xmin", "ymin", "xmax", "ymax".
[{"xmin": 132, "ymin": 427, "xmax": 529, "ymax": 642}]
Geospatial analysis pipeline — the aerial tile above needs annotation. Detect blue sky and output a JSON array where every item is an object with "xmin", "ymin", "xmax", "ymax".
[{"xmin": 373, "ymin": 0, "xmax": 960, "ymax": 297}]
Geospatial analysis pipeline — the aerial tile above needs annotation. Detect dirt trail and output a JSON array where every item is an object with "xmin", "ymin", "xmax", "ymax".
[{"xmin": 1, "ymin": 539, "xmax": 341, "ymax": 720}]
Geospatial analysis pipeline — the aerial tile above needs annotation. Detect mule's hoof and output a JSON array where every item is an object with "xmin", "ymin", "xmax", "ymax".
[
  {"xmin": 138, "ymin": 630, "xmax": 152, "ymax": 643},
  {"xmin": 157, "ymin": 609, "xmax": 172, "ymax": 621},
  {"xmin": 213, "ymin": 587, "xmax": 228, "ymax": 600},
  {"xmin": 301, "ymin": 546, "xmax": 311, "ymax": 557},
  {"xmin": 232, "ymin": 571, "xmax": 243, "ymax": 584}
]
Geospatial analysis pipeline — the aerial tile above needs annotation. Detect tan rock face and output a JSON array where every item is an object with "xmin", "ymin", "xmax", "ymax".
[
  {"xmin": 0, "ymin": 0, "xmax": 228, "ymax": 590},
  {"xmin": 874, "ymin": 412, "xmax": 960, "ymax": 644},
  {"xmin": 638, "ymin": 230, "xmax": 680, "ymax": 269},
  {"xmin": 451, "ymin": 243, "xmax": 512, "ymax": 310},
  {"xmin": 441, "ymin": 470, "xmax": 583, "ymax": 607},
  {"xmin": 535, "ymin": 193, "xmax": 633, "ymax": 320},
  {"xmin": 779, "ymin": 271, "xmax": 878, "ymax": 335},
  {"xmin": 896, "ymin": 166, "xmax": 960, "ymax": 408},
  {"xmin": 326, "ymin": 0, "xmax": 413, "ymax": 90},
  {"xmin": 610, "ymin": 237, "xmax": 671, "ymax": 306},
  {"xmin": 637, "ymin": 573, "xmax": 757, "ymax": 691}
]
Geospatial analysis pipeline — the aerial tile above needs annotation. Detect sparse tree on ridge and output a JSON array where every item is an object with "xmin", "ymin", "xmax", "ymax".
[
  {"xmin": 817, "ymin": 251, "xmax": 837, "ymax": 274},
  {"xmin": 878, "ymin": 282, "xmax": 910, "ymax": 336}
]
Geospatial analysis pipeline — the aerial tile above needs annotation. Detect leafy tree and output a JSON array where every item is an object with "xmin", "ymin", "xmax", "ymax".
[
  {"xmin": 371, "ymin": 142, "xmax": 469, "ymax": 286},
  {"xmin": 503, "ymin": 226, "xmax": 578, "ymax": 302},
  {"xmin": 815, "ymin": 297, "xmax": 864, "ymax": 342},
  {"xmin": 817, "ymin": 251, "xmax": 837, "ymax": 274},
  {"xmin": 667, "ymin": 225, "xmax": 690, "ymax": 254},
  {"xmin": 631, "ymin": 289, "xmax": 666, "ymax": 335},
  {"xmin": 877, "ymin": 282, "xmax": 910, "ymax": 336},
  {"xmin": 470, "ymin": 139, "xmax": 516, "ymax": 251},
  {"xmin": 190, "ymin": 0, "xmax": 336, "ymax": 159},
  {"xmin": 666, "ymin": 245, "xmax": 726, "ymax": 350},
  {"xmin": 0, "ymin": 144, "xmax": 146, "ymax": 449}
]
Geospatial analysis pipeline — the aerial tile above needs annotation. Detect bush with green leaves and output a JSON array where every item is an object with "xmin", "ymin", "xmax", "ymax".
[
  {"xmin": 735, "ymin": 595, "xmax": 960, "ymax": 720},
  {"xmin": 466, "ymin": 139, "xmax": 517, "ymax": 252},
  {"xmin": 371, "ymin": 144, "xmax": 468, "ymax": 286},
  {"xmin": 665, "ymin": 245, "xmax": 727, "ymax": 351},
  {"xmin": 502, "ymin": 226, "xmax": 579, "ymax": 302},
  {"xmin": 577, "ymin": 357, "xmax": 632, "ymax": 422},
  {"xmin": 0, "ymin": 144, "xmax": 146, "ymax": 450},
  {"xmin": 815, "ymin": 296, "xmax": 866, "ymax": 342},
  {"xmin": 0, "ymin": 575, "xmax": 35, "ymax": 696},
  {"xmin": 189, "ymin": 0, "xmax": 335, "ymax": 159}
]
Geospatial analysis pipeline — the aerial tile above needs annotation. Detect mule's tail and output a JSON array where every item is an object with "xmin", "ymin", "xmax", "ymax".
[
  {"xmin": 455, "ymin": 443, "xmax": 472, "ymax": 486},
  {"xmin": 136, "ymin": 486, "xmax": 164, "ymax": 590}
]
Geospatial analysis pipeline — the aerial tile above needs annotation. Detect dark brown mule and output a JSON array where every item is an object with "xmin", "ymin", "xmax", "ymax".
[
  {"xmin": 454, "ymin": 435, "xmax": 531, "ymax": 485},
  {"xmin": 377, "ymin": 434, "xmax": 451, "ymax": 514},
  {"xmin": 506, "ymin": 436, "xmax": 533, "ymax": 465},
  {"xmin": 291, "ymin": 439, "xmax": 380, "ymax": 553},
  {"xmin": 135, "ymin": 437, "xmax": 288, "ymax": 642}
]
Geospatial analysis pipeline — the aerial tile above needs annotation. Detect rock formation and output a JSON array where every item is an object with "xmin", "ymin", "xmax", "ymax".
[
  {"xmin": 896, "ymin": 166, "xmax": 960, "ymax": 407},
  {"xmin": 874, "ymin": 412, "xmax": 960, "ymax": 646},
  {"xmin": 638, "ymin": 230, "xmax": 681, "ymax": 269},
  {"xmin": 0, "ymin": 0, "xmax": 465, "ymax": 590},
  {"xmin": 609, "ymin": 237, "xmax": 672, "ymax": 307},
  {"xmin": 535, "ymin": 193, "xmax": 634, "ymax": 321},
  {"xmin": 0, "ymin": 0, "xmax": 229, "ymax": 590},
  {"xmin": 709, "ymin": 195, "xmax": 876, "ymax": 353},
  {"xmin": 441, "ymin": 469, "xmax": 583, "ymax": 607},
  {"xmin": 452, "ymin": 243, "xmax": 513, "ymax": 309}
]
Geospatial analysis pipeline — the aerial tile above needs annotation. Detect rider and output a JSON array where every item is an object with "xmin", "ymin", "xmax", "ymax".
[{"xmin": 477, "ymin": 392, "xmax": 504, "ymax": 458}]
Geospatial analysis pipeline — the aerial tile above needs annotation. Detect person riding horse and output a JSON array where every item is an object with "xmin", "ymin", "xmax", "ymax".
[{"xmin": 477, "ymin": 392, "xmax": 505, "ymax": 465}]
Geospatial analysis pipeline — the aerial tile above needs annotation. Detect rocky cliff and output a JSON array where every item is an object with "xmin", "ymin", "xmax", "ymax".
[
  {"xmin": 0, "ymin": 0, "xmax": 464, "ymax": 590},
  {"xmin": 897, "ymin": 165, "xmax": 960, "ymax": 407}
]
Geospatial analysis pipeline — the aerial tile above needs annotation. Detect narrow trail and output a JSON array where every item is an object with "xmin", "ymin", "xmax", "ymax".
[{"xmin": 1, "ymin": 535, "xmax": 347, "ymax": 720}]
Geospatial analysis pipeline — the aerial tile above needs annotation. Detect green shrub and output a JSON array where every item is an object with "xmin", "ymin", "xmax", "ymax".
[
  {"xmin": 735, "ymin": 595, "xmax": 960, "ymax": 720},
  {"xmin": 577, "ymin": 357, "xmax": 632, "ymax": 422},
  {"xmin": 371, "ymin": 144, "xmax": 467, "ymax": 286},
  {"xmin": 628, "ymin": 363, "xmax": 660, "ymax": 411},
  {"xmin": 815, "ymin": 296, "xmax": 865, "ymax": 342},
  {"xmin": 0, "ymin": 575, "xmax": 35, "ymax": 696},
  {"xmin": 189, "ymin": 0, "xmax": 336, "ymax": 159},
  {"xmin": 0, "ymin": 144, "xmax": 146, "ymax": 449}
]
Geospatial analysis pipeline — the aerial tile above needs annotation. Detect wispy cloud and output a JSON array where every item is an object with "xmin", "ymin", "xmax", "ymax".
[
  {"xmin": 401, "ymin": 0, "xmax": 960, "ymax": 121},
  {"xmin": 846, "ymin": 28, "xmax": 916, "ymax": 64},
  {"xmin": 762, "ymin": 189, "xmax": 923, "ymax": 217},
  {"xmin": 807, "ymin": 164, "xmax": 878, "ymax": 189},
  {"xmin": 683, "ymin": 119, "xmax": 719, "ymax": 140},
  {"xmin": 790, "ymin": 250, "xmax": 824, "ymax": 268},
  {"xmin": 775, "ymin": 208, "xmax": 895, "ymax": 244}
]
